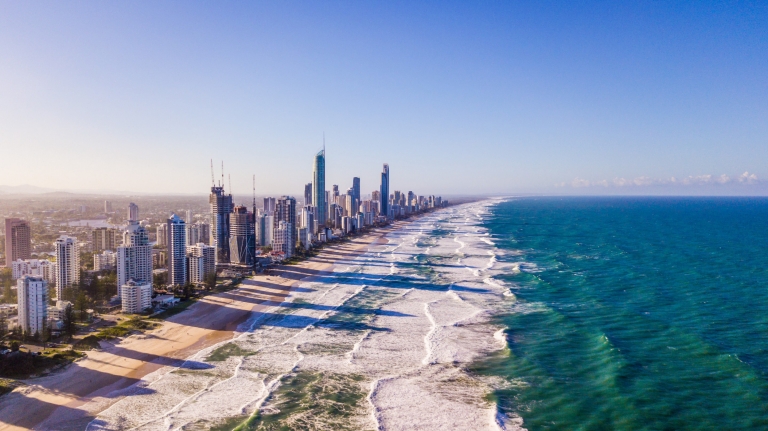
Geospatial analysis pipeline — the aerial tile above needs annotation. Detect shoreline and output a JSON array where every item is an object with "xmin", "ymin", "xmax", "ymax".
[{"xmin": 0, "ymin": 218, "xmax": 413, "ymax": 431}]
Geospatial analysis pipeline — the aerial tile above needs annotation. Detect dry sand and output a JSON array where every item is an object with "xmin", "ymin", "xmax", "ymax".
[{"xmin": 0, "ymin": 225, "xmax": 399, "ymax": 431}]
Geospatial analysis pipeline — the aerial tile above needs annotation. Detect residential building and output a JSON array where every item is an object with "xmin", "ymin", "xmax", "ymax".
[
  {"xmin": 4, "ymin": 218, "xmax": 31, "ymax": 267},
  {"xmin": 263, "ymin": 197, "xmax": 276, "ymax": 214},
  {"xmin": 304, "ymin": 183, "xmax": 312, "ymax": 205},
  {"xmin": 273, "ymin": 196, "xmax": 296, "ymax": 258},
  {"xmin": 156, "ymin": 223, "xmax": 168, "ymax": 247},
  {"xmin": 120, "ymin": 279, "xmax": 152, "ymax": 314},
  {"xmin": 257, "ymin": 213, "xmax": 274, "ymax": 246},
  {"xmin": 17, "ymin": 276, "xmax": 48, "ymax": 336},
  {"xmin": 128, "ymin": 202, "xmax": 139, "ymax": 222},
  {"xmin": 94, "ymin": 251, "xmax": 117, "ymax": 271},
  {"xmin": 92, "ymin": 227, "xmax": 117, "ymax": 252},
  {"xmin": 104, "ymin": 200, "xmax": 113, "ymax": 213},
  {"xmin": 11, "ymin": 259, "xmax": 56, "ymax": 284},
  {"xmin": 313, "ymin": 149, "xmax": 326, "ymax": 229},
  {"xmin": 187, "ymin": 243, "xmax": 216, "ymax": 283},
  {"xmin": 117, "ymin": 221, "xmax": 152, "ymax": 298},
  {"xmin": 273, "ymin": 221, "xmax": 293, "ymax": 258},
  {"xmin": 197, "ymin": 221, "xmax": 210, "ymax": 245},
  {"xmin": 55, "ymin": 236, "xmax": 79, "ymax": 299},
  {"xmin": 186, "ymin": 223, "xmax": 200, "ymax": 246},
  {"xmin": 210, "ymin": 185, "xmax": 233, "ymax": 264},
  {"xmin": 167, "ymin": 214, "xmax": 187, "ymax": 285}
]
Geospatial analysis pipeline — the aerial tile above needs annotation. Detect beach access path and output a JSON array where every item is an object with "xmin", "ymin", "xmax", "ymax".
[{"xmin": 0, "ymin": 223, "xmax": 403, "ymax": 431}]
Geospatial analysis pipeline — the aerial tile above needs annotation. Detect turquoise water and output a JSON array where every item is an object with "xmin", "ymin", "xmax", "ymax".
[{"xmin": 476, "ymin": 197, "xmax": 768, "ymax": 430}]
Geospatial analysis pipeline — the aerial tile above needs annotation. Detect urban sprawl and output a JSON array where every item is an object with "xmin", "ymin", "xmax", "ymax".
[{"xmin": 0, "ymin": 150, "xmax": 446, "ymax": 344}]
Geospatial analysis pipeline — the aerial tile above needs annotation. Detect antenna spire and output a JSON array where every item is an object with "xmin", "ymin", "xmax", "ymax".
[
  {"xmin": 228, "ymin": 174, "xmax": 232, "ymax": 198},
  {"xmin": 221, "ymin": 161, "xmax": 224, "ymax": 188},
  {"xmin": 323, "ymin": 132, "xmax": 325, "ymax": 154},
  {"xmin": 210, "ymin": 159, "xmax": 215, "ymax": 187},
  {"xmin": 252, "ymin": 174, "xmax": 256, "ymax": 209}
]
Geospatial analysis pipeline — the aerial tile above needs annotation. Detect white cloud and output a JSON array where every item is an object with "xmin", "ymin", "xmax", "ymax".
[{"xmin": 563, "ymin": 172, "xmax": 761, "ymax": 188}]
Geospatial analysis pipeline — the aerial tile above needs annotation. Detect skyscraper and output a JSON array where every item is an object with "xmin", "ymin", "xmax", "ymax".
[
  {"xmin": 4, "ymin": 218, "xmax": 31, "ymax": 267},
  {"xmin": 167, "ymin": 214, "xmax": 187, "ymax": 286},
  {"xmin": 263, "ymin": 197, "xmax": 276, "ymax": 215},
  {"xmin": 229, "ymin": 205, "xmax": 255, "ymax": 266},
  {"xmin": 273, "ymin": 196, "xmax": 296, "ymax": 258},
  {"xmin": 55, "ymin": 236, "xmax": 79, "ymax": 299},
  {"xmin": 312, "ymin": 149, "xmax": 326, "ymax": 229},
  {"xmin": 104, "ymin": 200, "xmax": 113, "ymax": 213},
  {"xmin": 210, "ymin": 185, "xmax": 233, "ymax": 264},
  {"xmin": 117, "ymin": 221, "xmax": 152, "ymax": 297},
  {"xmin": 352, "ymin": 177, "xmax": 361, "ymax": 205},
  {"xmin": 380, "ymin": 164, "xmax": 390, "ymax": 219},
  {"xmin": 17, "ymin": 276, "xmax": 48, "ymax": 336},
  {"xmin": 257, "ymin": 213, "xmax": 274, "ymax": 246},
  {"xmin": 304, "ymin": 183, "xmax": 313, "ymax": 205},
  {"xmin": 128, "ymin": 203, "xmax": 139, "ymax": 222}
]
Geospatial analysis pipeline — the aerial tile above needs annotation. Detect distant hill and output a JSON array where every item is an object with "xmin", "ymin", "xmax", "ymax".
[{"xmin": 0, "ymin": 184, "xmax": 56, "ymax": 194}]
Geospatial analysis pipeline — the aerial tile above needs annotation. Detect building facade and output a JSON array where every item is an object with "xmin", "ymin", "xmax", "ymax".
[
  {"xmin": 313, "ymin": 149, "xmax": 326, "ymax": 230},
  {"xmin": 55, "ymin": 236, "xmax": 79, "ymax": 299},
  {"xmin": 4, "ymin": 218, "xmax": 31, "ymax": 267},
  {"xmin": 92, "ymin": 227, "xmax": 117, "ymax": 252},
  {"xmin": 120, "ymin": 279, "xmax": 152, "ymax": 314},
  {"xmin": 187, "ymin": 243, "xmax": 216, "ymax": 283},
  {"xmin": 210, "ymin": 186, "xmax": 233, "ymax": 264},
  {"xmin": 117, "ymin": 221, "xmax": 153, "ymax": 298},
  {"xmin": 128, "ymin": 202, "xmax": 139, "ymax": 222},
  {"xmin": 229, "ymin": 206, "xmax": 255, "ymax": 266},
  {"xmin": 167, "ymin": 214, "xmax": 187, "ymax": 285},
  {"xmin": 18, "ymin": 276, "xmax": 48, "ymax": 336},
  {"xmin": 380, "ymin": 164, "xmax": 390, "ymax": 219}
]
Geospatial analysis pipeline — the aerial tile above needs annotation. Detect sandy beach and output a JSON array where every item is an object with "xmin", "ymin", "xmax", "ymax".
[
  {"xmin": 0, "ymin": 203, "xmax": 520, "ymax": 431},
  {"xmin": 0, "ymin": 223, "xmax": 400, "ymax": 431}
]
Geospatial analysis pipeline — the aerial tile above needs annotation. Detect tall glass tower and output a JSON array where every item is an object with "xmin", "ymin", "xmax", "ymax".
[
  {"xmin": 313, "ymin": 149, "xmax": 326, "ymax": 230},
  {"xmin": 210, "ymin": 185, "xmax": 233, "ymax": 264},
  {"xmin": 380, "ymin": 163, "xmax": 390, "ymax": 218}
]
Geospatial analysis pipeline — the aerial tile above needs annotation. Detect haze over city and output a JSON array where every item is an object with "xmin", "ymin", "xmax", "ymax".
[{"xmin": 1, "ymin": 2, "xmax": 767, "ymax": 196}]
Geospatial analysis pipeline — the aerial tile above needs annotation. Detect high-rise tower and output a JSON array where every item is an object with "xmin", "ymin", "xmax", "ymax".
[
  {"xmin": 167, "ymin": 214, "xmax": 187, "ymax": 286},
  {"xmin": 352, "ymin": 177, "xmax": 361, "ymax": 204},
  {"xmin": 210, "ymin": 185, "xmax": 233, "ymax": 264},
  {"xmin": 117, "ymin": 221, "xmax": 152, "ymax": 297},
  {"xmin": 229, "ymin": 205, "xmax": 255, "ymax": 266},
  {"xmin": 55, "ymin": 236, "xmax": 79, "ymax": 299},
  {"xmin": 4, "ymin": 218, "xmax": 31, "ymax": 267},
  {"xmin": 380, "ymin": 164, "xmax": 390, "ymax": 219},
  {"xmin": 312, "ymin": 149, "xmax": 326, "ymax": 230}
]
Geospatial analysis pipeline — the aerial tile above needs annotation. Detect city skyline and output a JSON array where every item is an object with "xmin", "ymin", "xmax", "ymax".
[{"xmin": 1, "ymin": 2, "xmax": 767, "ymax": 196}]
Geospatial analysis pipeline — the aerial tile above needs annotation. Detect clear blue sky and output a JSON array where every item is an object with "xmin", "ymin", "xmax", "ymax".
[{"xmin": 1, "ymin": 1, "xmax": 766, "ymax": 196}]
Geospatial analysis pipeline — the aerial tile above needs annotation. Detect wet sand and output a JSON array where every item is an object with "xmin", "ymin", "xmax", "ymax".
[{"xmin": 0, "ymin": 225, "xmax": 400, "ymax": 431}]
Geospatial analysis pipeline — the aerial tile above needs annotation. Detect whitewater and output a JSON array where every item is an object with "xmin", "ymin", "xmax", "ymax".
[{"xmin": 83, "ymin": 200, "xmax": 523, "ymax": 430}]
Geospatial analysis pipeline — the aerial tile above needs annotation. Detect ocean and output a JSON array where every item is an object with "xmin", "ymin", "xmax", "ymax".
[
  {"xmin": 475, "ymin": 197, "xmax": 768, "ymax": 430},
  {"xmin": 76, "ymin": 197, "xmax": 768, "ymax": 430}
]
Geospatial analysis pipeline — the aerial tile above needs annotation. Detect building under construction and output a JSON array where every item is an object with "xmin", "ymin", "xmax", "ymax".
[{"xmin": 229, "ymin": 205, "xmax": 256, "ymax": 266}]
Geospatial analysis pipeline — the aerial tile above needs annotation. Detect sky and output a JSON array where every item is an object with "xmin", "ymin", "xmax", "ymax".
[{"xmin": 0, "ymin": 1, "xmax": 767, "ymax": 196}]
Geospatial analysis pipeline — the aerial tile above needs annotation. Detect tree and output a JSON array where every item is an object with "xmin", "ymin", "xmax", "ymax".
[
  {"xmin": 75, "ymin": 291, "xmax": 89, "ymax": 321},
  {"xmin": 2, "ymin": 281, "xmax": 14, "ymax": 304},
  {"xmin": 204, "ymin": 272, "xmax": 217, "ymax": 290},
  {"xmin": 62, "ymin": 304, "xmax": 77, "ymax": 340},
  {"xmin": 153, "ymin": 271, "xmax": 167, "ymax": 290},
  {"xmin": 10, "ymin": 340, "xmax": 19, "ymax": 352},
  {"xmin": 0, "ymin": 313, "xmax": 7, "ymax": 340}
]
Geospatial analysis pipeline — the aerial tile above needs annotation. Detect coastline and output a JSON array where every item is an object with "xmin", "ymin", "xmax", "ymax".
[{"xmin": 0, "ymin": 219, "xmax": 410, "ymax": 431}]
